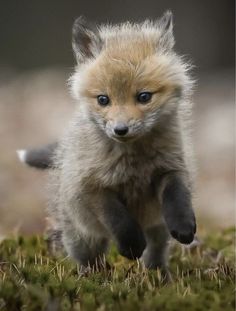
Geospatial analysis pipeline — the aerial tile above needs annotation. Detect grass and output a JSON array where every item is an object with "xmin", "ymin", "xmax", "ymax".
[{"xmin": 0, "ymin": 227, "xmax": 235, "ymax": 311}]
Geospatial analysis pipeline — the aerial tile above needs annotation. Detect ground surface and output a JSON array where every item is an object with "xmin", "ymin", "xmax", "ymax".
[{"xmin": 0, "ymin": 227, "xmax": 235, "ymax": 311}]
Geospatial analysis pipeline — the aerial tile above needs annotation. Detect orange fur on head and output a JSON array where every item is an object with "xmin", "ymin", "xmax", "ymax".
[
  {"xmin": 70, "ymin": 14, "xmax": 192, "ymax": 142},
  {"xmin": 80, "ymin": 48, "xmax": 183, "ymax": 132}
]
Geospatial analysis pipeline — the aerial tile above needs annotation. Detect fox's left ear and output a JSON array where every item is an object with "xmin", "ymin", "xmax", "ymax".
[
  {"xmin": 72, "ymin": 16, "xmax": 103, "ymax": 63},
  {"xmin": 158, "ymin": 11, "xmax": 174, "ymax": 50}
]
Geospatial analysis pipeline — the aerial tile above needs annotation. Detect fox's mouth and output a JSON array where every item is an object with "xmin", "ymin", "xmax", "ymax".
[
  {"xmin": 105, "ymin": 126, "xmax": 139, "ymax": 143},
  {"xmin": 110, "ymin": 135, "xmax": 137, "ymax": 143}
]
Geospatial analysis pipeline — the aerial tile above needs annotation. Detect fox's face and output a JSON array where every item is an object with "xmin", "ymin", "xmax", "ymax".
[{"xmin": 71, "ymin": 12, "xmax": 191, "ymax": 143}]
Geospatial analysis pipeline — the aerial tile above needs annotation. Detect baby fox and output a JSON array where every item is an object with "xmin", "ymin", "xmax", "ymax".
[{"xmin": 19, "ymin": 11, "xmax": 196, "ymax": 274}]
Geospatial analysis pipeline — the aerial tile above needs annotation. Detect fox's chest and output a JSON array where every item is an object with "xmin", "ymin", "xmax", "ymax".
[
  {"xmin": 96, "ymin": 152, "xmax": 157, "ymax": 188},
  {"xmin": 82, "ymin": 147, "xmax": 163, "ymax": 227},
  {"xmin": 113, "ymin": 162, "xmax": 162, "ymax": 228}
]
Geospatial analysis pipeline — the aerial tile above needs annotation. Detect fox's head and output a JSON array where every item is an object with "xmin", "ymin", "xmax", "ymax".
[{"xmin": 70, "ymin": 12, "xmax": 192, "ymax": 143}]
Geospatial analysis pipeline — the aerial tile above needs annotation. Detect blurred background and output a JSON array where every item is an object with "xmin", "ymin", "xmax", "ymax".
[{"xmin": 0, "ymin": 0, "xmax": 234, "ymax": 235}]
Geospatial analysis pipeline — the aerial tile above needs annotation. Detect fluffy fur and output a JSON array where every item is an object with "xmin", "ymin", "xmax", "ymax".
[
  {"xmin": 29, "ymin": 12, "xmax": 197, "ymax": 275},
  {"xmin": 17, "ymin": 143, "xmax": 57, "ymax": 169}
]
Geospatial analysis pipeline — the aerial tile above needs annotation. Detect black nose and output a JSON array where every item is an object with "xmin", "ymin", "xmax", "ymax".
[{"xmin": 114, "ymin": 125, "xmax": 129, "ymax": 136}]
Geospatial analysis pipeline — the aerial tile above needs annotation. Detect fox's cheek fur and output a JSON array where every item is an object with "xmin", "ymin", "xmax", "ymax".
[
  {"xmin": 104, "ymin": 101, "xmax": 175, "ymax": 141},
  {"xmin": 89, "ymin": 110, "xmax": 143, "ymax": 141},
  {"xmin": 83, "ymin": 102, "xmax": 143, "ymax": 141},
  {"xmin": 85, "ymin": 100, "xmax": 164, "ymax": 141},
  {"xmin": 80, "ymin": 79, "xmax": 182, "ymax": 141}
]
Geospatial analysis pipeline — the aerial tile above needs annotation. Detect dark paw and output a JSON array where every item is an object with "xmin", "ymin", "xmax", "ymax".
[
  {"xmin": 170, "ymin": 220, "xmax": 196, "ymax": 245},
  {"xmin": 117, "ymin": 228, "xmax": 146, "ymax": 260}
]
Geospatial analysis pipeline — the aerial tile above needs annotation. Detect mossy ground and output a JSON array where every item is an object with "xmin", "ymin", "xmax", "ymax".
[{"xmin": 0, "ymin": 227, "xmax": 235, "ymax": 311}]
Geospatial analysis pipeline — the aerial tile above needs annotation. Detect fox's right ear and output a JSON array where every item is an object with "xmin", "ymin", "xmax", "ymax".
[
  {"xmin": 72, "ymin": 17, "xmax": 103, "ymax": 63},
  {"xmin": 158, "ymin": 11, "xmax": 174, "ymax": 50}
]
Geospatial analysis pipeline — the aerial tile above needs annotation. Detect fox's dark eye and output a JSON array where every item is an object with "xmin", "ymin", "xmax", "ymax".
[
  {"xmin": 97, "ymin": 95, "xmax": 110, "ymax": 106},
  {"xmin": 137, "ymin": 92, "xmax": 152, "ymax": 103}
]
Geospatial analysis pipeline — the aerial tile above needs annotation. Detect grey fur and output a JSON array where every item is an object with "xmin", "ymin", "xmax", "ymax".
[
  {"xmin": 161, "ymin": 173, "xmax": 196, "ymax": 244},
  {"xmin": 72, "ymin": 16, "xmax": 103, "ymax": 63},
  {"xmin": 44, "ymin": 12, "xmax": 197, "ymax": 272},
  {"xmin": 20, "ymin": 142, "xmax": 57, "ymax": 169},
  {"xmin": 142, "ymin": 223, "xmax": 171, "ymax": 280}
]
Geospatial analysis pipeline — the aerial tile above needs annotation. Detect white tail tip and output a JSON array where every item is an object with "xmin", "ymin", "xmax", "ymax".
[{"xmin": 17, "ymin": 149, "xmax": 27, "ymax": 163}]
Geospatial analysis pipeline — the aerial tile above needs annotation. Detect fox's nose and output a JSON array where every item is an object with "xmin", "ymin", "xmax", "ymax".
[{"xmin": 114, "ymin": 124, "xmax": 129, "ymax": 136}]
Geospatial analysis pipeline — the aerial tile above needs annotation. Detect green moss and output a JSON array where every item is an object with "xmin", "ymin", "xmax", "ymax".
[{"xmin": 0, "ymin": 228, "xmax": 235, "ymax": 311}]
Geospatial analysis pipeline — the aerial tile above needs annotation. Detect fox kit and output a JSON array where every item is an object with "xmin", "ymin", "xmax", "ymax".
[{"xmin": 19, "ymin": 11, "xmax": 196, "ymax": 275}]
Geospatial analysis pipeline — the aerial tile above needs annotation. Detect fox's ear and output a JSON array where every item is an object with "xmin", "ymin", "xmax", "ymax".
[
  {"xmin": 72, "ymin": 17, "xmax": 103, "ymax": 63},
  {"xmin": 158, "ymin": 11, "xmax": 174, "ymax": 50}
]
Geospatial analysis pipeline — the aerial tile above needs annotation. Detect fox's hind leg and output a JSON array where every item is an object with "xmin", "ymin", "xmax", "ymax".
[
  {"xmin": 142, "ymin": 223, "xmax": 171, "ymax": 280},
  {"xmin": 62, "ymin": 226, "xmax": 109, "ymax": 273}
]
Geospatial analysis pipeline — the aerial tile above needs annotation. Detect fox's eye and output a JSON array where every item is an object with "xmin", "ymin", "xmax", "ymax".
[
  {"xmin": 137, "ymin": 92, "xmax": 152, "ymax": 103},
  {"xmin": 97, "ymin": 95, "xmax": 110, "ymax": 106}
]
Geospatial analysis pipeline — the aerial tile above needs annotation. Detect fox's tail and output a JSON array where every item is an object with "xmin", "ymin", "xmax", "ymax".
[{"xmin": 17, "ymin": 142, "xmax": 57, "ymax": 169}]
